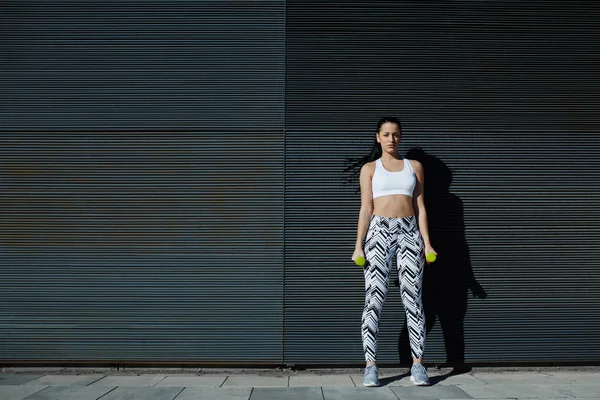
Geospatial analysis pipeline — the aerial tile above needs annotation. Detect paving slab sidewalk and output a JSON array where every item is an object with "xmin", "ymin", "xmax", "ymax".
[{"xmin": 0, "ymin": 368, "xmax": 598, "ymax": 400}]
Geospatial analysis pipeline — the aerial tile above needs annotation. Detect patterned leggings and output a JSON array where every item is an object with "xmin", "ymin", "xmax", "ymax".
[{"xmin": 362, "ymin": 215, "xmax": 426, "ymax": 362}]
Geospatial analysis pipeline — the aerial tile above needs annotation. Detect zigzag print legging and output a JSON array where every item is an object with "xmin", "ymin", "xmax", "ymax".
[{"xmin": 362, "ymin": 215, "xmax": 426, "ymax": 362}]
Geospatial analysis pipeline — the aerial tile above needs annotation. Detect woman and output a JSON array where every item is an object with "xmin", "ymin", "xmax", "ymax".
[{"xmin": 346, "ymin": 117, "xmax": 436, "ymax": 387}]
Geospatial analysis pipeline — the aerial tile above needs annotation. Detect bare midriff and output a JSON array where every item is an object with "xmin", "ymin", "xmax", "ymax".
[{"xmin": 373, "ymin": 194, "xmax": 415, "ymax": 218}]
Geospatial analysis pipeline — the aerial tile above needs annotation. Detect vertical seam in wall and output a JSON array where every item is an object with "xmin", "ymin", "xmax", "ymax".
[{"xmin": 282, "ymin": 0, "xmax": 287, "ymax": 367}]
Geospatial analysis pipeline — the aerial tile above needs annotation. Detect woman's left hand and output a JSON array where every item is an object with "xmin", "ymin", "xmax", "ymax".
[{"xmin": 424, "ymin": 245, "xmax": 437, "ymax": 263}]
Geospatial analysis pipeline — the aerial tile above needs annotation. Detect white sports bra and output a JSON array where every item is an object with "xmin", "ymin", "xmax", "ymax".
[{"xmin": 372, "ymin": 158, "xmax": 417, "ymax": 199}]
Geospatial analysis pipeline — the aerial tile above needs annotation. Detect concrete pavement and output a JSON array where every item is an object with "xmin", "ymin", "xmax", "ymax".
[{"xmin": 1, "ymin": 367, "xmax": 599, "ymax": 399}]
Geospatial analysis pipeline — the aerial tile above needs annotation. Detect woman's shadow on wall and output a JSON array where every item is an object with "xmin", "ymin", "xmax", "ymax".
[{"xmin": 394, "ymin": 148, "xmax": 487, "ymax": 375}]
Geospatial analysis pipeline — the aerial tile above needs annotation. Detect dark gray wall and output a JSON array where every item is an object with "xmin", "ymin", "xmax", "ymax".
[
  {"xmin": 0, "ymin": 0, "xmax": 284, "ymax": 130},
  {"xmin": 284, "ymin": 1, "xmax": 600, "ymax": 365},
  {"xmin": 0, "ymin": 0, "xmax": 285, "ymax": 362},
  {"xmin": 1, "ymin": 0, "xmax": 600, "ymax": 365}
]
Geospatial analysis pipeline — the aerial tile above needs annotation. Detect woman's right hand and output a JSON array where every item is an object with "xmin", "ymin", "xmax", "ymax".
[{"xmin": 352, "ymin": 248, "xmax": 365, "ymax": 263}]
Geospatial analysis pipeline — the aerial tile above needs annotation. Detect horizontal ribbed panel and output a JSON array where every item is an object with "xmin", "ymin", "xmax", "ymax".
[
  {"xmin": 0, "ymin": 133, "xmax": 284, "ymax": 361},
  {"xmin": 284, "ymin": 1, "xmax": 600, "ymax": 365},
  {"xmin": 0, "ymin": 1, "xmax": 284, "ymax": 130},
  {"xmin": 3, "ymin": 0, "xmax": 600, "ymax": 366}
]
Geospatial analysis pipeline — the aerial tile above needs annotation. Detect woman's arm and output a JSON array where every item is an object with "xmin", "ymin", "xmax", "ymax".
[
  {"xmin": 353, "ymin": 163, "xmax": 374, "ymax": 258},
  {"xmin": 411, "ymin": 160, "xmax": 435, "ymax": 254}
]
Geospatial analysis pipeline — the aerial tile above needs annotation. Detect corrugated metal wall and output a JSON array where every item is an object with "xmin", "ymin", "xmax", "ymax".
[
  {"xmin": 2, "ymin": 0, "xmax": 600, "ymax": 365},
  {"xmin": 284, "ymin": 1, "xmax": 600, "ymax": 365},
  {"xmin": 0, "ymin": 1, "xmax": 285, "ymax": 362},
  {"xmin": 1, "ymin": 0, "xmax": 284, "ymax": 130}
]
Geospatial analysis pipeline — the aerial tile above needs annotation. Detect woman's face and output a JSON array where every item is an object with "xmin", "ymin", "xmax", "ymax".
[{"xmin": 376, "ymin": 122, "xmax": 401, "ymax": 155}]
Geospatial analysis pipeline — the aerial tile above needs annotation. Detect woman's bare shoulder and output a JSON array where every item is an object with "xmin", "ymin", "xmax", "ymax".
[
  {"xmin": 361, "ymin": 160, "xmax": 376, "ymax": 175},
  {"xmin": 407, "ymin": 158, "xmax": 423, "ymax": 170}
]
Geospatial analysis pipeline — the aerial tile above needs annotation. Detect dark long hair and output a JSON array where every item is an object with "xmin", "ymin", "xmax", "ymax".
[{"xmin": 343, "ymin": 116, "xmax": 402, "ymax": 190}]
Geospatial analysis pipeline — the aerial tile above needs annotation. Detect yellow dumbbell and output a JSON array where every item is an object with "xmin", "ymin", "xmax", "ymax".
[
  {"xmin": 426, "ymin": 252, "xmax": 437, "ymax": 263},
  {"xmin": 355, "ymin": 256, "xmax": 367, "ymax": 267}
]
